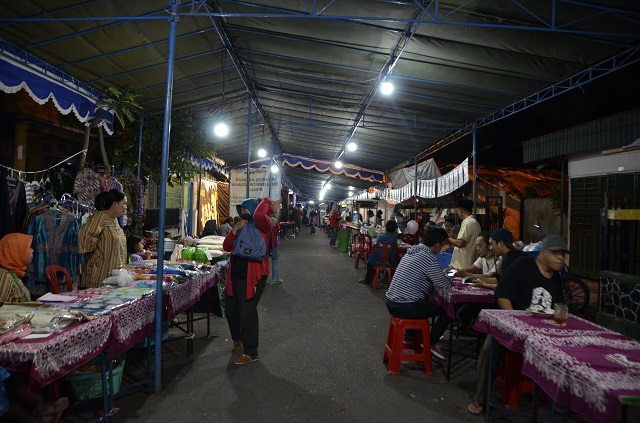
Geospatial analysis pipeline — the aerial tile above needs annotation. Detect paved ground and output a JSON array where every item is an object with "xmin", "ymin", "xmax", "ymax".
[{"xmin": 61, "ymin": 227, "xmax": 596, "ymax": 423}]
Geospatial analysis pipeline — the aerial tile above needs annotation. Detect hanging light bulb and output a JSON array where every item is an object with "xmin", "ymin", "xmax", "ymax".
[
  {"xmin": 349, "ymin": 191, "xmax": 354, "ymax": 197},
  {"xmin": 258, "ymin": 148, "xmax": 267, "ymax": 158},
  {"xmin": 335, "ymin": 160, "xmax": 343, "ymax": 169},
  {"xmin": 325, "ymin": 182, "xmax": 332, "ymax": 190},
  {"xmin": 347, "ymin": 142, "xmax": 357, "ymax": 152},
  {"xmin": 270, "ymin": 164, "xmax": 279, "ymax": 173},
  {"xmin": 380, "ymin": 81, "xmax": 394, "ymax": 95},
  {"xmin": 214, "ymin": 122, "xmax": 229, "ymax": 137}
]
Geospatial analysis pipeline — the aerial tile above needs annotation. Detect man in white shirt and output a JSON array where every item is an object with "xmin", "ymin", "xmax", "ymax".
[{"xmin": 448, "ymin": 199, "xmax": 481, "ymax": 270}]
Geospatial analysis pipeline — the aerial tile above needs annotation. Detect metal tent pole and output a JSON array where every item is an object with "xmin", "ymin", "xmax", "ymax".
[
  {"xmin": 154, "ymin": 0, "xmax": 179, "ymax": 394},
  {"xmin": 472, "ymin": 123, "xmax": 477, "ymax": 215}
]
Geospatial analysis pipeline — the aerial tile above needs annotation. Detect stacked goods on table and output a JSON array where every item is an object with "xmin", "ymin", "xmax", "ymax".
[{"xmin": 196, "ymin": 235, "xmax": 230, "ymax": 263}]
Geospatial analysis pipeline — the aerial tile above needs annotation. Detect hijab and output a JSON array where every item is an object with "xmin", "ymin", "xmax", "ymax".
[{"xmin": 0, "ymin": 233, "xmax": 33, "ymax": 278}]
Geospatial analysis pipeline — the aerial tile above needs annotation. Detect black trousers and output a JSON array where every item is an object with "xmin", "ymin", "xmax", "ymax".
[{"xmin": 225, "ymin": 275, "xmax": 266, "ymax": 356}]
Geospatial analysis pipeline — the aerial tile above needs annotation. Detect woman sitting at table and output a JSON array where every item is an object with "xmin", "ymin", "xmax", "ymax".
[
  {"xmin": 444, "ymin": 231, "xmax": 498, "ymax": 288},
  {"xmin": 0, "ymin": 233, "xmax": 33, "ymax": 303},
  {"xmin": 78, "ymin": 189, "xmax": 127, "ymax": 288}
]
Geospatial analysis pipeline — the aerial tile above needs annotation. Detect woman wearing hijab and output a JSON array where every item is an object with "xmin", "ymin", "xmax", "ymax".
[
  {"xmin": 200, "ymin": 220, "xmax": 218, "ymax": 237},
  {"xmin": 78, "ymin": 189, "xmax": 127, "ymax": 288},
  {"xmin": 0, "ymin": 233, "xmax": 33, "ymax": 303}
]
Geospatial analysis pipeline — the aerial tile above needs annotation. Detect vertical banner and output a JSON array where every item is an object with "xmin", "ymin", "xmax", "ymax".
[
  {"xmin": 229, "ymin": 167, "xmax": 281, "ymax": 214},
  {"xmin": 437, "ymin": 158, "xmax": 469, "ymax": 196}
]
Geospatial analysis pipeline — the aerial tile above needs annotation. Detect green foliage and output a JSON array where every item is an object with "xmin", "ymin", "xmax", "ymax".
[
  {"xmin": 96, "ymin": 86, "xmax": 143, "ymax": 130},
  {"xmin": 113, "ymin": 108, "xmax": 216, "ymax": 185}
]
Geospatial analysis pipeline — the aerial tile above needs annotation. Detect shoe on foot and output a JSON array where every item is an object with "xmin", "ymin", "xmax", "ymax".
[
  {"xmin": 430, "ymin": 344, "xmax": 445, "ymax": 360},
  {"xmin": 267, "ymin": 279, "xmax": 282, "ymax": 285},
  {"xmin": 358, "ymin": 278, "xmax": 369, "ymax": 284},
  {"xmin": 232, "ymin": 340, "xmax": 242, "ymax": 352},
  {"xmin": 467, "ymin": 401, "xmax": 484, "ymax": 416},
  {"xmin": 234, "ymin": 354, "xmax": 259, "ymax": 365}
]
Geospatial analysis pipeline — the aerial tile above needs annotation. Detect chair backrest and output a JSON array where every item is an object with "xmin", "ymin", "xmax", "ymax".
[
  {"xmin": 44, "ymin": 265, "xmax": 73, "ymax": 294},
  {"xmin": 352, "ymin": 233, "xmax": 373, "ymax": 251},
  {"xmin": 371, "ymin": 243, "xmax": 399, "ymax": 267}
]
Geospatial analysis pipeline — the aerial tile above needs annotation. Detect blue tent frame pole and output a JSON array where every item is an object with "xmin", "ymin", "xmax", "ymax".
[
  {"xmin": 137, "ymin": 115, "xmax": 144, "ymax": 179},
  {"xmin": 472, "ymin": 123, "xmax": 477, "ymax": 215},
  {"xmin": 246, "ymin": 98, "xmax": 252, "ymax": 198},
  {"xmin": 154, "ymin": 0, "xmax": 179, "ymax": 394}
]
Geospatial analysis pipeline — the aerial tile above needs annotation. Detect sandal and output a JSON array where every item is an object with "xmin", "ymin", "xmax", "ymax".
[{"xmin": 467, "ymin": 401, "xmax": 484, "ymax": 416}]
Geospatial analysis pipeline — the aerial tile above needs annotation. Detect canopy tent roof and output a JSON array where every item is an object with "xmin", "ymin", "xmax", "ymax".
[{"xmin": 1, "ymin": 1, "xmax": 640, "ymax": 201}]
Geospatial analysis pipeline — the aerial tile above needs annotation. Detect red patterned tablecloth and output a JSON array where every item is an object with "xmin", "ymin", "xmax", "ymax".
[
  {"xmin": 0, "ymin": 315, "xmax": 112, "ymax": 394},
  {"xmin": 433, "ymin": 284, "xmax": 496, "ymax": 319},
  {"xmin": 521, "ymin": 333, "xmax": 640, "ymax": 423},
  {"xmin": 166, "ymin": 270, "xmax": 219, "ymax": 320},
  {"xmin": 474, "ymin": 309, "xmax": 613, "ymax": 353}
]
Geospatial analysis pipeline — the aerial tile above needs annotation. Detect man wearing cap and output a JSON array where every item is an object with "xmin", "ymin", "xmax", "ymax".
[
  {"xmin": 467, "ymin": 235, "xmax": 567, "ymax": 416},
  {"xmin": 448, "ymin": 199, "xmax": 481, "ymax": 270}
]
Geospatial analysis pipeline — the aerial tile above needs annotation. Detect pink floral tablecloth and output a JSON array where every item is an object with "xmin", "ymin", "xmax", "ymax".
[
  {"xmin": 474, "ymin": 309, "xmax": 613, "ymax": 353},
  {"xmin": 166, "ymin": 270, "xmax": 219, "ymax": 320},
  {"xmin": 0, "ymin": 316, "xmax": 112, "ymax": 394},
  {"xmin": 521, "ymin": 333, "xmax": 640, "ymax": 423},
  {"xmin": 433, "ymin": 284, "xmax": 496, "ymax": 319}
]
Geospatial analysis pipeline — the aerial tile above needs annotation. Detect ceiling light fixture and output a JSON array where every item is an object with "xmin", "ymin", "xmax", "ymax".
[
  {"xmin": 270, "ymin": 164, "xmax": 279, "ymax": 173},
  {"xmin": 380, "ymin": 81, "xmax": 394, "ymax": 95},
  {"xmin": 214, "ymin": 122, "xmax": 229, "ymax": 137},
  {"xmin": 335, "ymin": 160, "xmax": 343, "ymax": 169},
  {"xmin": 258, "ymin": 148, "xmax": 267, "ymax": 158},
  {"xmin": 347, "ymin": 142, "xmax": 357, "ymax": 152}
]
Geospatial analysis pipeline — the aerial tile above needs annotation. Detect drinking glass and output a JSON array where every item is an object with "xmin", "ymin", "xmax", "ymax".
[{"xmin": 554, "ymin": 303, "xmax": 568, "ymax": 325}]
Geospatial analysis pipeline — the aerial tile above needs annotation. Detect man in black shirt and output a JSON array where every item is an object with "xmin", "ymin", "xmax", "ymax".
[{"xmin": 467, "ymin": 235, "xmax": 569, "ymax": 415}]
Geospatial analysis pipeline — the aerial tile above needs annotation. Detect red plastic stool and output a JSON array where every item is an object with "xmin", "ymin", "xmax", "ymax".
[
  {"xmin": 383, "ymin": 317, "xmax": 432, "ymax": 375},
  {"xmin": 493, "ymin": 350, "xmax": 535, "ymax": 409}
]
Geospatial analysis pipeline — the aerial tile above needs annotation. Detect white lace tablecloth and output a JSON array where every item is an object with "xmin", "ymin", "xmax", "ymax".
[
  {"xmin": 108, "ymin": 294, "xmax": 157, "ymax": 357},
  {"xmin": 522, "ymin": 333, "xmax": 640, "ymax": 423},
  {"xmin": 0, "ymin": 315, "xmax": 112, "ymax": 394}
]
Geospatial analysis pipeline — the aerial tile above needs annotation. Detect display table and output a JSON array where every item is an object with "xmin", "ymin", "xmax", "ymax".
[
  {"xmin": 433, "ymin": 283, "xmax": 496, "ymax": 379},
  {"xmin": 474, "ymin": 309, "xmax": 628, "ymax": 421},
  {"xmin": 433, "ymin": 283, "xmax": 496, "ymax": 320},
  {"xmin": 0, "ymin": 315, "xmax": 112, "ymax": 394},
  {"xmin": 521, "ymin": 333, "xmax": 640, "ymax": 423}
]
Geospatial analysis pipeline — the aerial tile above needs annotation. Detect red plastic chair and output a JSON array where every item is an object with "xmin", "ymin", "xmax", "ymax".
[
  {"xmin": 352, "ymin": 233, "xmax": 372, "ymax": 268},
  {"xmin": 45, "ymin": 265, "xmax": 73, "ymax": 294},
  {"xmin": 383, "ymin": 316, "xmax": 432, "ymax": 375},
  {"xmin": 370, "ymin": 243, "xmax": 398, "ymax": 292}
]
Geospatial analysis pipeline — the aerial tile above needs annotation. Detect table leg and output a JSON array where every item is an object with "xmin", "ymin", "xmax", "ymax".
[
  {"xmin": 485, "ymin": 337, "xmax": 495, "ymax": 421},
  {"xmin": 446, "ymin": 321, "xmax": 454, "ymax": 380},
  {"xmin": 37, "ymin": 393, "xmax": 43, "ymax": 423}
]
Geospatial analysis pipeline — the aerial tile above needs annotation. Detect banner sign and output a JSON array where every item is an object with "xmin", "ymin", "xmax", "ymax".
[
  {"xmin": 437, "ymin": 158, "xmax": 469, "ymax": 196},
  {"xmin": 229, "ymin": 167, "xmax": 281, "ymax": 214}
]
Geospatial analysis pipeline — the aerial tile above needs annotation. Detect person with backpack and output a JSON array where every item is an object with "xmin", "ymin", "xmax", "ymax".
[{"xmin": 222, "ymin": 197, "xmax": 273, "ymax": 365}]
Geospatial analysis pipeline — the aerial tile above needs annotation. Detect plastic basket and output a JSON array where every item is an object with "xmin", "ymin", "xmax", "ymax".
[{"xmin": 67, "ymin": 359, "xmax": 125, "ymax": 400}]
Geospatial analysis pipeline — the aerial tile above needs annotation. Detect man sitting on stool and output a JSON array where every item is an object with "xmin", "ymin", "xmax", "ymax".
[
  {"xmin": 385, "ymin": 227, "xmax": 453, "ymax": 361},
  {"xmin": 359, "ymin": 220, "xmax": 398, "ymax": 286}
]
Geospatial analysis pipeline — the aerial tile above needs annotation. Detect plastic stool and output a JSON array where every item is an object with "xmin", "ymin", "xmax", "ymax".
[
  {"xmin": 493, "ymin": 350, "xmax": 535, "ymax": 409},
  {"xmin": 383, "ymin": 317, "xmax": 432, "ymax": 375}
]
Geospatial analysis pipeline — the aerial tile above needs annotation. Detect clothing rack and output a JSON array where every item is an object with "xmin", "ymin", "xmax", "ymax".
[{"xmin": 0, "ymin": 149, "xmax": 87, "ymax": 181}]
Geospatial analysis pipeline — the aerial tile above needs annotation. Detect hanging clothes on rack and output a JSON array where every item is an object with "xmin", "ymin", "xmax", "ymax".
[
  {"xmin": 0, "ymin": 167, "xmax": 28, "ymax": 238},
  {"xmin": 73, "ymin": 168, "xmax": 102, "ymax": 208},
  {"xmin": 25, "ymin": 207, "xmax": 82, "ymax": 297}
]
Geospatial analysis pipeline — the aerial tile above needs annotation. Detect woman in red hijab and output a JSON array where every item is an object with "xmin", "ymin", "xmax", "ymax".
[{"xmin": 0, "ymin": 233, "xmax": 33, "ymax": 303}]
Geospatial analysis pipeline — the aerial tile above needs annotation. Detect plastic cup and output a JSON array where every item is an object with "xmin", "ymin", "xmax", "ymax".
[{"xmin": 554, "ymin": 303, "xmax": 568, "ymax": 325}]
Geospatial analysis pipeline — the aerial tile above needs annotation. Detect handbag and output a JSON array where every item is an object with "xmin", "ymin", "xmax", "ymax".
[{"xmin": 232, "ymin": 221, "xmax": 267, "ymax": 261}]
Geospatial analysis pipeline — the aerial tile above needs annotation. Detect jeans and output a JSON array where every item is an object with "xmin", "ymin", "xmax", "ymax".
[
  {"xmin": 269, "ymin": 247, "xmax": 280, "ymax": 281},
  {"xmin": 386, "ymin": 298, "xmax": 453, "ymax": 345},
  {"xmin": 330, "ymin": 226, "xmax": 339, "ymax": 246}
]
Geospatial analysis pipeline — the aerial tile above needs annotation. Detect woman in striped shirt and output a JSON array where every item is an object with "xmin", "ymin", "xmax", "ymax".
[
  {"xmin": 78, "ymin": 189, "xmax": 127, "ymax": 288},
  {"xmin": 385, "ymin": 226, "xmax": 453, "ymax": 360}
]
